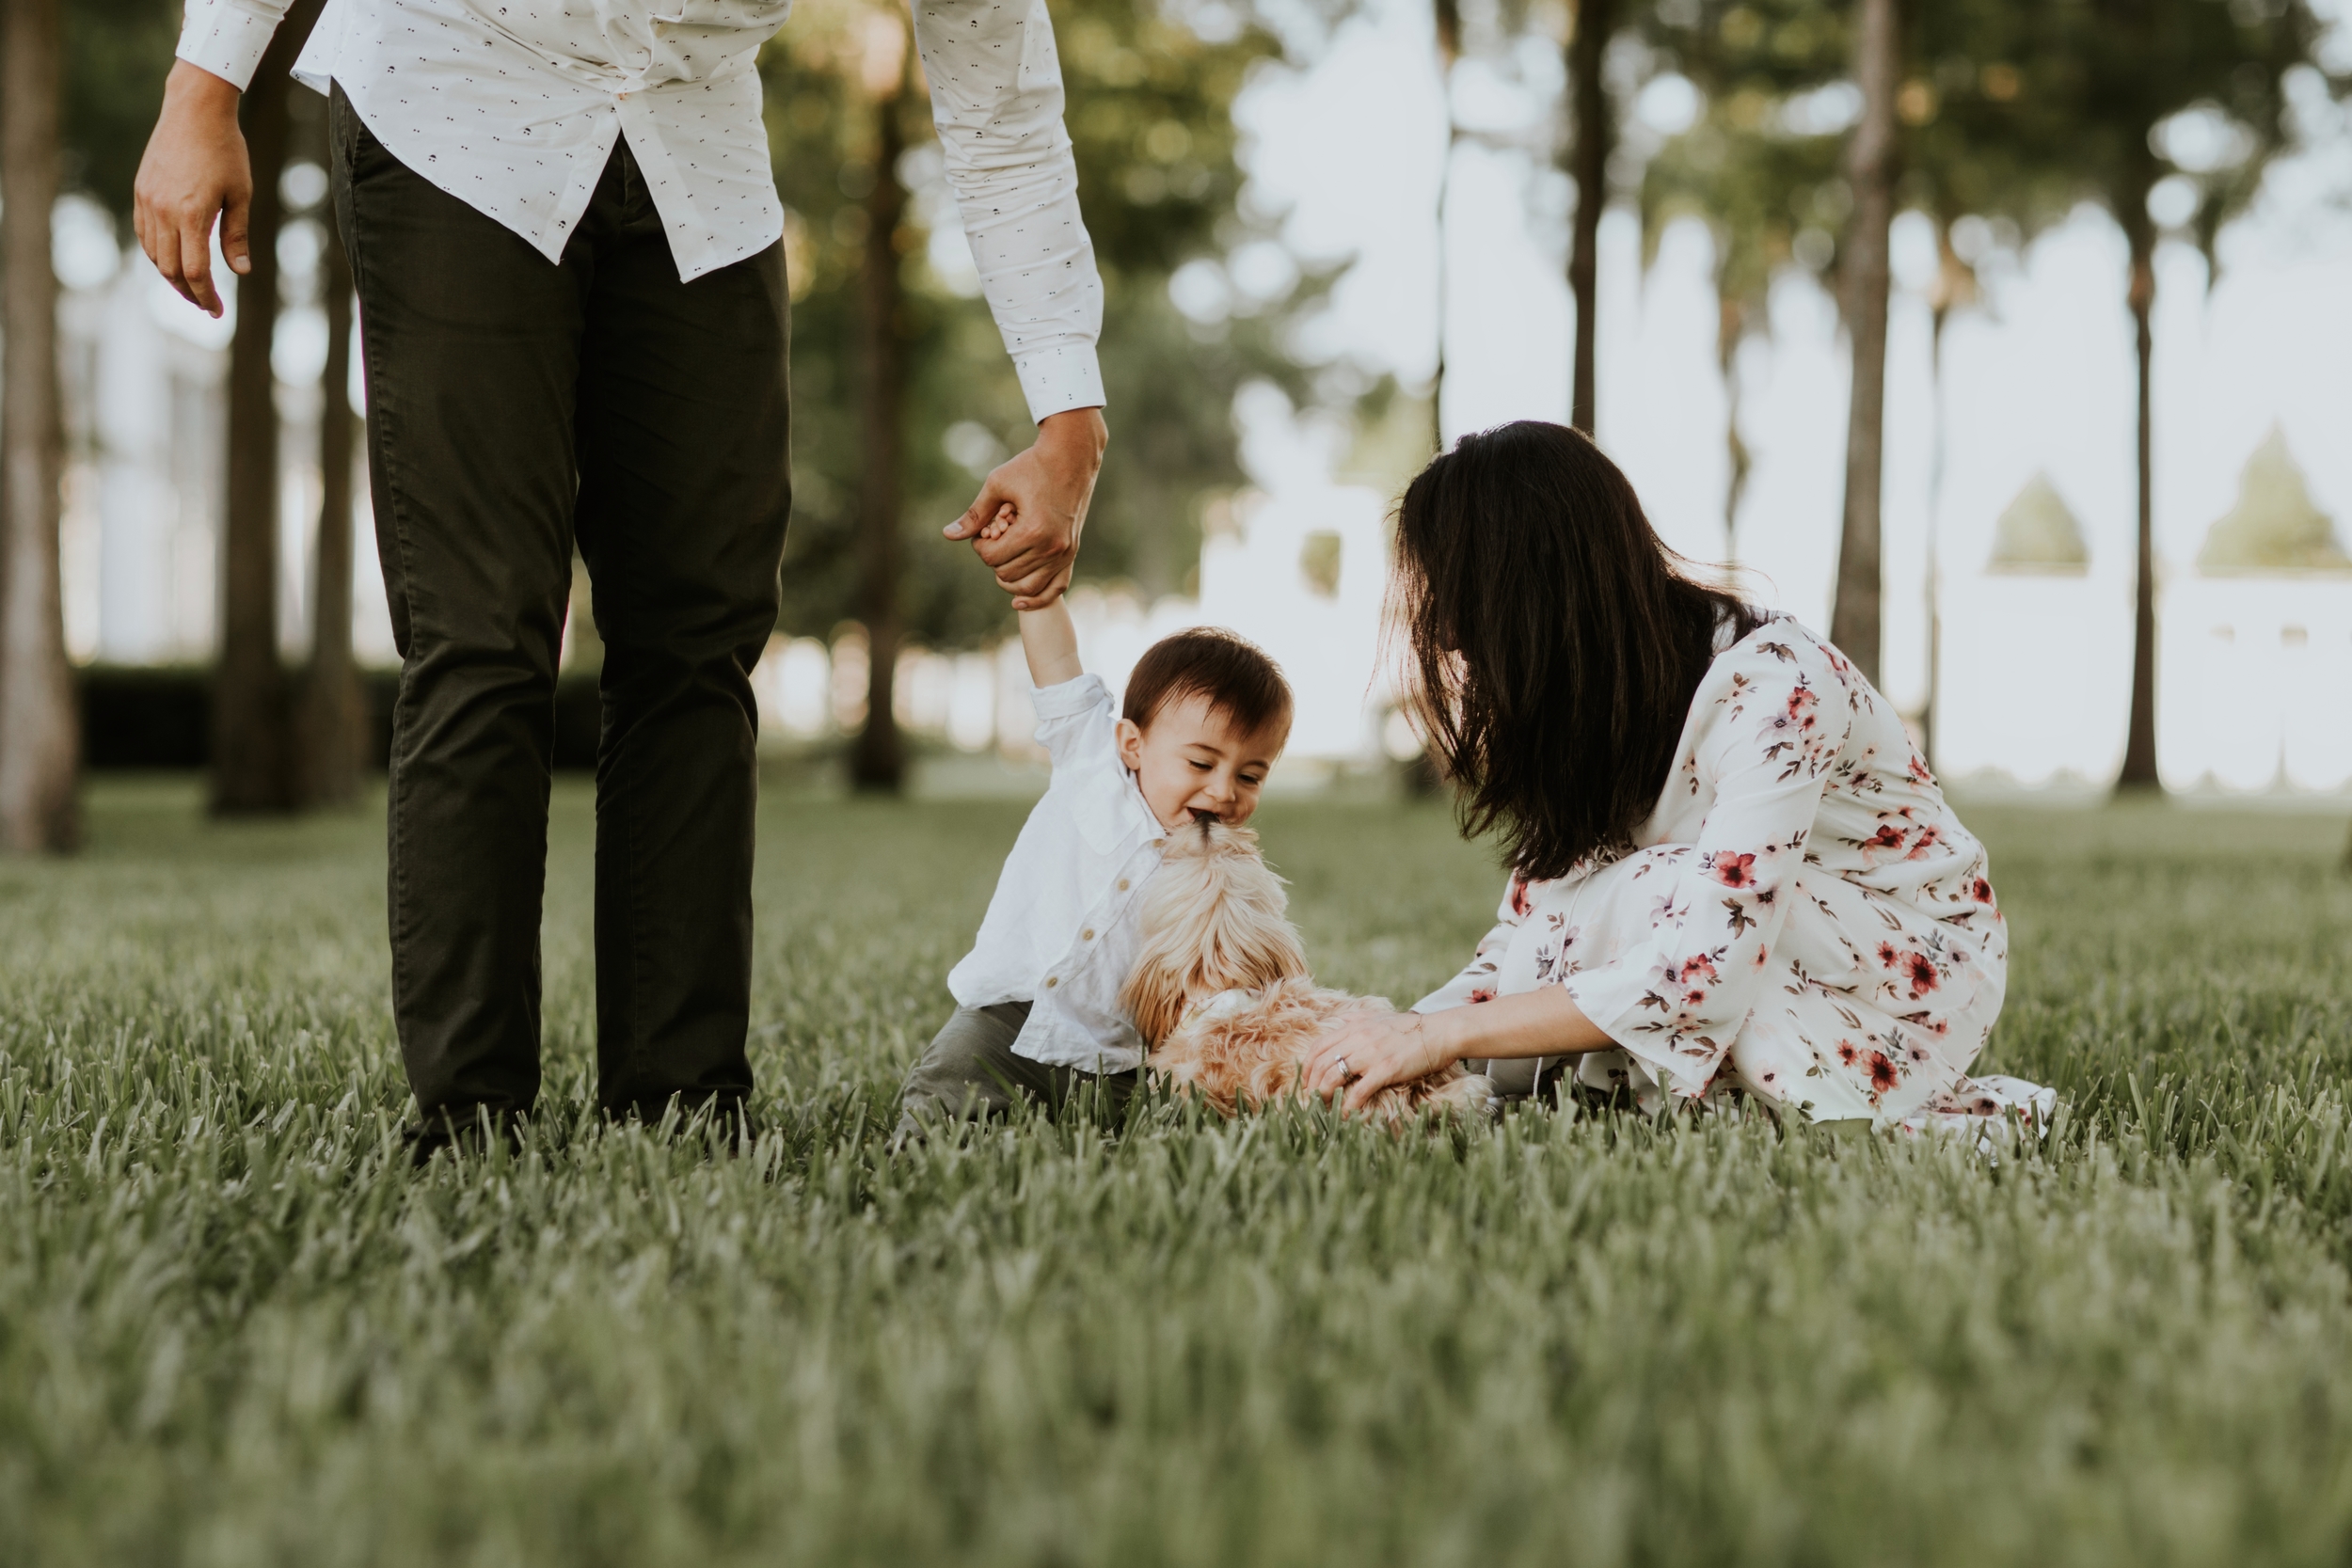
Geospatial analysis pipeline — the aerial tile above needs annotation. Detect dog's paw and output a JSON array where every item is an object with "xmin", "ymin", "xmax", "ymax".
[
  {"xmin": 1456, "ymin": 1074, "xmax": 1502, "ymax": 1120},
  {"xmin": 1421, "ymin": 1073, "xmax": 1502, "ymax": 1122}
]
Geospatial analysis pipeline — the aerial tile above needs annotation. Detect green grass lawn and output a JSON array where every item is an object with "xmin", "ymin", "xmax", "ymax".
[{"xmin": 3, "ymin": 778, "xmax": 2351, "ymax": 1566}]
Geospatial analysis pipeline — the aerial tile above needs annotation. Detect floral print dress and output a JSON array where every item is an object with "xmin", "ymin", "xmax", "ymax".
[{"xmin": 1414, "ymin": 612, "xmax": 2051, "ymax": 1129}]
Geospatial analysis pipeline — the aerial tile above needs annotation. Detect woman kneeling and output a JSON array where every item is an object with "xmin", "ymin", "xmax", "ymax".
[{"xmin": 1306, "ymin": 421, "xmax": 2048, "ymax": 1132}]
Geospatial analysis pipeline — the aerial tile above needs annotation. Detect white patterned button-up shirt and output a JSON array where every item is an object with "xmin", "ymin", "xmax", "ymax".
[
  {"xmin": 947, "ymin": 673, "xmax": 1167, "ymax": 1074},
  {"xmin": 175, "ymin": 0, "xmax": 1106, "ymax": 419}
]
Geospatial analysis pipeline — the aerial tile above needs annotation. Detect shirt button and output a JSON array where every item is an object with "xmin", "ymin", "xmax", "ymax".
[
  {"xmin": 1117, "ymin": 879, "xmax": 1130, "ymax": 892},
  {"xmin": 1044, "ymin": 976, "xmax": 1058, "ymax": 989},
  {"xmin": 1082, "ymin": 928, "xmax": 1095, "ymax": 941}
]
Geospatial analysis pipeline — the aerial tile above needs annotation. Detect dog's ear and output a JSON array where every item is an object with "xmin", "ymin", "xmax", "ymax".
[
  {"xmin": 1122, "ymin": 818, "xmax": 1308, "ymax": 1047},
  {"xmin": 1122, "ymin": 947, "xmax": 1190, "ymax": 1050}
]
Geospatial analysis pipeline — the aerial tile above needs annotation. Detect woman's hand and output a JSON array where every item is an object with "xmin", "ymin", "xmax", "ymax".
[
  {"xmin": 1303, "ymin": 1009, "xmax": 1462, "ymax": 1117},
  {"xmin": 1305, "ymin": 990, "xmax": 1614, "ymax": 1116}
]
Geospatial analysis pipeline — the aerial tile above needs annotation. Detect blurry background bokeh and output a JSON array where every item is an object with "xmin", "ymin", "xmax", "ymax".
[{"xmin": 2, "ymin": 0, "xmax": 2347, "ymax": 850}]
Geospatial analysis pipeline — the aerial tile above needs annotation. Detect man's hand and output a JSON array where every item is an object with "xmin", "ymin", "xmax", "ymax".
[
  {"xmin": 134, "ymin": 62, "xmax": 253, "ymax": 320},
  {"xmin": 943, "ymin": 406, "xmax": 1106, "ymax": 610}
]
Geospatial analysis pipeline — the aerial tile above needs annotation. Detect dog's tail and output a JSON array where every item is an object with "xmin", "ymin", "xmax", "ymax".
[{"xmin": 1121, "ymin": 819, "xmax": 1310, "ymax": 1047}]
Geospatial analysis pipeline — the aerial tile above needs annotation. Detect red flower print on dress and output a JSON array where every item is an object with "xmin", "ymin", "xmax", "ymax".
[
  {"xmin": 1867, "ymin": 1051, "xmax": 1899, "ymax": 1096},
  {"xmin": 1903, "ymin": 953, "xmax": 1939, "ymax": 999},
  {"xmin": 1867, "ymin": 823, "xmax": 1906, "ymax": 852},
  {"xmin": 1972, "ymin": 878, "xmax": 1994, "ymax": 903},
  {"xmin": 1785, "ymin": 685, "xmax": 1819, "ymax": 732},
  {"xmin": 1836, "ymin": 1041, "xmax": 1859, "ymax": 1066},
  {"xmin": 1678, "ymin": 955, "xmax": 1720, "ymax": 985},
  {"xmin": 1906, "ymin": 754, "xmax": 1933, "ymax": 785},
  {"xmin": 1468, "ymin": 989, "xmax": 1495, "ymax": 1005},
  {"xmin": 1708, "ymin": 852, "xmax": 1758, "ymax": 889},
  {"xmin": 1876, "ymin": 942, "xmax": 1899, "ymax": 968},
  {"xmin": 1508, "ymin": 878, "xmax": 1533, "ymax": 918}
]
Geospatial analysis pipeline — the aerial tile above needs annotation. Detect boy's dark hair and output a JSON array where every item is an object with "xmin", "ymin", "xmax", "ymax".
[{"xmin": 1122, "ymin": 628, "xmax": 1293, "ymax": 736}]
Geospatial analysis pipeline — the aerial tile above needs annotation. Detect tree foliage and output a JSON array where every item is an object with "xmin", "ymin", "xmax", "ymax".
[
  {"xmin": 61, "ymin": 0, "xmax": 183, "ymax": 220},
  {"xmin": 761, "ymin": 0, "xmax": 1314, "ymax": 652}
]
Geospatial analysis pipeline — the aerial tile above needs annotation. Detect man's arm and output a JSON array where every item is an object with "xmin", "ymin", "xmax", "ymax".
[
  {"xmin": 911, "ymin": 0, "xmax": 1108, "ymax": 610},
  {"xmin": 135, "ymin": 1, "xmax": 295, "ymax": 317}
]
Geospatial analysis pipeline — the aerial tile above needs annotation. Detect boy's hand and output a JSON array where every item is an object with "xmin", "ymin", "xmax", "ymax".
[{"xmin": 943, "ymin": 407, "xmax": 1105, "ymax": 611}]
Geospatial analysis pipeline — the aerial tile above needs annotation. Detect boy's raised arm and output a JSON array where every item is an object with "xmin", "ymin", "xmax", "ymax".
[{"xmin": 1018, "ymin": 601, "xmax": 1085, "ymax": 690}]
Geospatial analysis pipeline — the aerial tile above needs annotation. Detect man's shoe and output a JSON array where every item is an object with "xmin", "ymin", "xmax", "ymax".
[
  {"xmin": 404, "ymin": 1106, "xmax": 528, "ymax": 1168},
  {"xmin": 602, "ymin": 1094, "xmax": 758, "ymax": 1153}
]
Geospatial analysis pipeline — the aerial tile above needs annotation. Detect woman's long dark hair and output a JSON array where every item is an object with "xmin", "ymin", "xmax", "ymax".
[{"xmin": 1394, "ymin": 420, "xmax": 1756, "ymax": 882}]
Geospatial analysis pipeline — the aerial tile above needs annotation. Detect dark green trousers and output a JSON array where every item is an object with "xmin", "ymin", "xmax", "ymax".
[{"xmin": 331, "ymin": 88, "xmax": 790, "ymax": 1126}]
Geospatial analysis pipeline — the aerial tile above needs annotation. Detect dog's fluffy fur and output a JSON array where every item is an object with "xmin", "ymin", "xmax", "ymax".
[{"xmin": 1121, "ymin": 818, "xmax": 1499, "ymax": 1126}]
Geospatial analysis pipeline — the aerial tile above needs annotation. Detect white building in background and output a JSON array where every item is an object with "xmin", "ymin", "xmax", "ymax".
[
  {"xmin": 47, "ymin": 169, "xmax": 2352, "ymax": 794},
  {"xmin": 1940, "ymin": 435, "xmax": 2352, "ymax": 793},
  {"xmin": 750, "ymin": 482, "xmax": 1399, "ymax": 769},
  {"xmin": 2163, "ymin": 429, "xmax": 2352, "ymax": 792},
  {"xmin": 49, "ymin": 185, "xmax": 393, "ymax": 673},
  {"xmin": 53, "ymin": 199, "xmax": 230, "ymax": 665}
]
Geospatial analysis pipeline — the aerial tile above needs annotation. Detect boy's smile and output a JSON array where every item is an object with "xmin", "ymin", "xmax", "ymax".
[{"xmin": 1117, "ymin": 692, "xmax": 1289, "ymax": 832}]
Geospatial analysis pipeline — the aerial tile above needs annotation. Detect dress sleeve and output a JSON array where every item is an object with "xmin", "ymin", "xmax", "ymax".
[
  {"xmin": 177, "ymin": 0, "xmax": 294, "ymax": 89},
  {"xmin": 909, "ymin": 0, "xmax": 1106, "ymax": 422},
  {"xmin": 1560, "ymin": 632, "xmax": 1855, "ymax": 1101}
]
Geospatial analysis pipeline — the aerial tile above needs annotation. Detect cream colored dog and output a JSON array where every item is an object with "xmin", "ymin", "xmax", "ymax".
[{"xmin": 1121, "ymin": 817, "xmax": 1500, "ymax": 1125}]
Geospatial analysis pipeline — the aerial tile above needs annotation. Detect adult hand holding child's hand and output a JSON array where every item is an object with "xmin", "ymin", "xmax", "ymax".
[{"xmin": 944, "ymin": 407, "xmax": 1107, "ymax": 610}]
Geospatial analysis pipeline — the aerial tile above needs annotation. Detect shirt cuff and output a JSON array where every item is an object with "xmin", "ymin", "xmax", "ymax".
[
  {"xmin": 1030, "ymin": 673, "xmax": 1110, "ymax": 721},
  {"xmin": 1013, "ymin": 345, "xmax": 1107, "ymax": 424},
  {"xmin": 176, "ymin": 0, "xmax": 282, "ymax": 91}
]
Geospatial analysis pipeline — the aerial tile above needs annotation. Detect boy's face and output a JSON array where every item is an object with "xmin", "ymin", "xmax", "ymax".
[{"xmin": 1117, "ymin": 693, "xmax": 1289, "ymax": 831}]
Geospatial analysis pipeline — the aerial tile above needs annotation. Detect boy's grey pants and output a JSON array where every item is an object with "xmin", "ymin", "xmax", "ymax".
[{"xmin": 896, "ymin": 1002, "xmax": 1138, "ymax": 1137}]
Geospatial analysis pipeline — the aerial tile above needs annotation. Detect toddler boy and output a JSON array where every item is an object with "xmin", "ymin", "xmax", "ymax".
[{"xmin": 895, "ymin": 557, "xmax": 1292, "ymax": 1135}]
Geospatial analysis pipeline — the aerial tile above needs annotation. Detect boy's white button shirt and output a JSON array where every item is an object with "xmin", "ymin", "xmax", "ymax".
[
  {"xmin": 949, "ymin": 674, "xmax": 1165, "ymax": 1072},
  {"xmin": 174, "ymin": 0, "xmax": 1105, "ymax": 420}
]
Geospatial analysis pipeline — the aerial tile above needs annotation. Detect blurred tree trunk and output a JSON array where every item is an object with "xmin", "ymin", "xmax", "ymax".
[
  {"xmin": 2117, "ymin": 175, "xmax": 2161, "ymax": 791},
  {"xmin": 1431, "ymin": 0, "xmax": 1459, "ymax": 455},
  {"xmin": 1919, "ymin": 223, "xmax": 1975, "ymax": 773},
  {"xmin": 295, "ymin": 195, "xmax": 361, "ymax": 806},
  {"xmin": 213, "ymin": 0, "xmax": 320, "ymax": 815},
  {"xmin": 850, "ymin": 27, "xmax": 910, "ymax": 794},
  {"xmin": 1565, "ymin": 0, "xmax": 1612, "ymax": 436},
  {"xmin": 1716, "ymin": 294, "xmax": 1750, "ymax": 564},
  {"xmin": 1921, "ymin": 297, "xmax": 1947, "ymax": 771},
  {"xmin": 1829, "ymin": 0, "xmax": 1897, "ymax": 688},
  {"xmin": 0, "ymin": 0, "xmax": 82, "ymax": 853}
]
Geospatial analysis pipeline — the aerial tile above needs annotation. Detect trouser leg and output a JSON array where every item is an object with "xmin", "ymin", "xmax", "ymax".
[
  {"xmin": 568, "ymin": 150, "xmax": 790, "ymax": 1119},
  {"xmin": 332, "ymin": 87, "xmax": 591, "ymax": 1122},
  {"xmin": 896, "ymin": 1002, "xmax": 1138, "ymax": 1137},
  {"xmin": 1468, "ymin": 1056, "xmax": 1574, "ymax": 1102}
]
